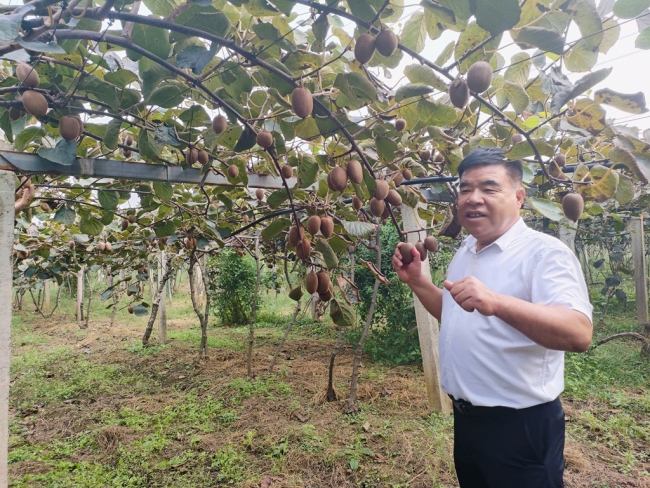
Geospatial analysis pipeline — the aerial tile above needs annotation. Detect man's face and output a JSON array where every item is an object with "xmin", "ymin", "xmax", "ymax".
[{"xmin": 457, "ymin": 164, "xmax": 525, "ymax": 247}]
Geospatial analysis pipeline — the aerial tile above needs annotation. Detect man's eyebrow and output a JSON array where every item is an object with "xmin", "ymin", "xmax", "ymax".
[{"xmin": 481, "ymin": 179, "xmax": 501, "ymax": 186}]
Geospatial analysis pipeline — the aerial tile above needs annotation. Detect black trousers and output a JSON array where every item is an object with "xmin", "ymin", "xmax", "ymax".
[{"xmin": 453, "ymin": 397, "xmax": 565, "ymax": 488}]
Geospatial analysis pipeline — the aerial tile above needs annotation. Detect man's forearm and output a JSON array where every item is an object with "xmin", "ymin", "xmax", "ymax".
[{"xmin": 407, "ymin": 277, "xmax": 443, "ymax": 321}]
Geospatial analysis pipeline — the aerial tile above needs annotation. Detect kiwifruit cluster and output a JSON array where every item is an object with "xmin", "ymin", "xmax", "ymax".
[
  {"xmin": 128, "ymin": 306, "xmax": 135, "ymax": 314},
  {"xmin": 16, "ymin": 63, "xmax": 39, "ymax": 88},
  {"xmin": 58, "ymin": 115, "xmax": 83, "ymax": 141},
  {"xmin": 391, "ymin": 171, "xmax": 403, "ymax": 187},
  {"xmin": 320, "ymin": 216, "xmax": 334, "ymax": 238},
  {"xmin": 291, "ymin": 87, "xmax": 313, "ymax": 119},
  {"xmin": 419, "ymin": 149, "xmax": 431, "ymax": 162},
  {"xmin": 386, "ymin": 189, "xmax": 402, "ymax": 206},
  {"xmin": 184, "ymin": 236, "xmax": 197, "ymax": 249},
  {"xmin": 198, "ymin": 150, "xmax": 209, "ymax": 165},
  {"xmin": 295, "ymin": 237, "xmax": 311, "ymax": 260},
  {"xmin": 434, "ymin": 152, "xmax": 444, "ymax": 163},
  {"xmin": 307, "ymin": 215, "xmax": 321, "ymax": 235},
  {"xmin": 257, "ymin": 130, "xmax": 273, "ymax": 149},
  {"xmin": 449, "ymin": 78, "xmax": 469, "ymax": 109},
  {"xmin": 316, "ymin": 271, "xmax": 333, "ymax": 301},
  {"xmin": 352, "ymin": 195, "xmax": 363, "ymax": 210},
  {"xmin": 355, "ymin": 30, "xmax": 397, "ymax": 64},
  {"xmin": 305, "ymin": 271, "xmax": 318, "ymax": 294},
  {"xmin": 68, "ymin": 240, "xmax": 75, "ymax": 250},
  {"xmin": 21, "ymin": 90, "xmax": 48, "ymax": 117},
  {"xmin": 466, "ymin": 61, "xmax": 493, "ymax": 94},
  {"xmin": 212, "ymin": 115, "xmax": 227, "ymax": 134},
  {"xmin": 9, "ymin": 106, "xmax": 26, "ymax": 120},
  {"xmin": 289, "ymin": 224, "xmax": 304, "ymax": 247},
  {"xmin": 97, "ymin": 241, "xmax": 113, "ymax": 253},
  {"xmin": 400, "ymin": 236, "xmax": 438, "ymax": 264},
  {"xmin": 123, "ymin": 134, "xmax": 133, "ymax": 158},
  {"xmin": 402, "ymin": 169, "xmax": 413, "ymax": 180},
  {"xmin": 121, "ymin": 218, "xmax": 129, "ymax": 230},
  {"xmin": 327, "ymin": 165, "xmax": 348, "ymax": 192},
  {"xmin": 562, "ymin": 193, "xmax": 584, "ymax": 222},
  {"xmin": 185, "ymin": 148, "xmax": 198, "ymax": 165}
]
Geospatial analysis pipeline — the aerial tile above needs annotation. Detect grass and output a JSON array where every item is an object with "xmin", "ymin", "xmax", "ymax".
[{"xmin": 7, "ymin": 277, "xmax": 650, "ymax": 487}]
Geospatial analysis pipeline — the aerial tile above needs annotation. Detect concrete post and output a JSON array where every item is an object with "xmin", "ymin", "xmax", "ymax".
[
  {"xmin": 627, "ymin": 215, "xmax": 649, "ymax": 324},
  {"xmin": 76, "ymin": 265, "xmax": 84, "ymax": 322},
  {"xmin": 158, "ymin": 251, "xmax": 167, "ymax": 344},
  {"xmin": 44, "ymin": 279, "xmax": 50, "ymax": 312},
  {"xmin": 559, "ymin": 217, "xmax": 577, "ymax": 255},
  {"xmin": 402, "ymin": 204, "xmax": 452, "ymax": 414},
  {"xmin": 0, "ymin": 171, "xmax": 15, "ymax": 486}
]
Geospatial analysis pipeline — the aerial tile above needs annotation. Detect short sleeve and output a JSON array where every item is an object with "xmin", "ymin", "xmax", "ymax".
[{"xmin": 530, "ymin": 245, "xmax": 593, "ymax": 324}]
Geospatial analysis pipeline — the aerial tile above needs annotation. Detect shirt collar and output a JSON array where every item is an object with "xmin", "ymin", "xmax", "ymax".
[{"xmin": 463, "ymin": 218, "xmax": 527, "ymax": 253}]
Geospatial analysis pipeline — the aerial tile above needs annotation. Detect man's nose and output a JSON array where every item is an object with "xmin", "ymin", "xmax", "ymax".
[{"xmin": 466, "ymin": 189, "xmax": 483, "ymax": 204}]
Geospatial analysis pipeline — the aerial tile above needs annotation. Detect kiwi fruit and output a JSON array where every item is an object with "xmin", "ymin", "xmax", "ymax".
[
  {"xmin": 346, "ymin": 159, "xmax": 363, "ymax": 184},
  {"xmin": 381, "ymin": 204, "xmax": 391, "ymax": 221},
  {"xmin": 123, "ymin": 149, "xmax": 132, "ymax": 158},
  {"xmin": 289, "ymin": 225, "xmax": 304, "ymax": 246},
  {"xmin": 212, "ymin": 115, "xmax": 227, "ymax": 134},
  {"xmin": 391, "ymin": 171, "xmax": 403, "ymax": 187},
  {"xmin": 305, "ymin": 272, "xmax": 318, "ymax": 294},
  {"xmin": 352, "ymin": 195, "xmax": 363, "ymax": 211},
  {"xmin": 257, "ymin": 130, "xmax": 273, "ymax": 149},
  {"xmin": 402, "ymin": 169, "xmax": 413, "ymax": 180},
  {"xmin": 319, "ymin": 286, "xmax": 333, "ymax": 302},
  {"xmin": 375, "ymin": 29, "xmax": 397, "ymax": 57},
  {"xmin": 554, "ymin": 154, "xmax": 566, "ymax": 168},
  {"xmin": 291, "ymin": 87, "xmax": 313, "ymax": 119},
  {"xmin": 105, "ymin": 242, "xmax": 113, "ymax": 252},
  {"xmin": 320, "ymin": 216, "xmax": 334, "ymax": 238},
  {"xmin": 198, "ymin": 150, "xmax": 209, "ymax": 166},
  {"xmin": 57, "ymin": 117, "xmax": 80, "ymax": 142},
  {"xmin": 16, "ymin": 63, "xmax": 39, "ymax": 88},
  {"xmin": 374, "ymin": 179, "xmax": 389, "ymax": 200},
  {"xmin": 512, "ymin": 133, "xmax": 524, "ymax": 144},
  {"xmin": 395, "ymin": 118, "xmax": 406, "ymax": 132},
  {"xmin": 128, "ymin": 214, "xmax": 136, "ymax": 224},
  {"xmin": 128, "ymin": 306, "xmax": 134, "ymax": 314},
  {"xmin": 39, "ymin": 201, "xmax": 51, "ymax": 212},
  {"xmin": 125, "ymin": 135, "xmax": 134, "ymax": 146},
  {"xmin": 9, "ymin": 106, "xmax": 25, "ymax": 120},
  {"xmin": 316, "ymin": 271, "xmax": 331, "ymax": 294},
  {"xmin": 72, "ymin": 116, "xmax": 84, "ymax": 137},
  {"xmin": 307, "ymin": 215, "xmax": 322, "ymax": 235},
  {"xmin": 96, "ymin": 242, "xmax": 105, "ymax": 252},
  {"xmin": 127, "ymin": 289, "xmax": 133, "ymax": 297},
  {"xmin": 328, "ymin": 166, "xmax": 348, "ymax": 192},
  {"xmin": 243, "ymin": 214, "xmax": 249, "ymax": 223},
  {"xmin": 354, "ymin": 33, "xmax": 376, "ymax": 64},
  {"xmin": 227, "ymin": 164, "xmax": 239, "ymax": 178},
  {"xmin": 21, "ymin": 90, "xmax": 48, "ymax": 117},
  {"xmin": 419, "ymin": 150, "xmax": 431, "ymax": 161},
  {"xmin": 400, "ymin": 243, "xmax": 414, "ymax": 265},
  {"xmin": 434, "ymin": 153, "xmax": 444, "ymax": 163},
  {"xmin": 281, "ymin": 164, "xmax": 293, "ymax": 179},
  {"xmin": 68, "ymin": 240, "xmax": 75, "ymax": 250},
  {"xmin": 296, "ymin": 237, "xmax": 311, "ymax": 260},
  {"xmin": 449, "ymin": 78, "xmax": 470, "ymax": 109},
  {"xmin": 255, "ymin": 188, "xmax": 265, "ymax": 201},
  {"xmin": 424, "ymin": 235, "xmax": 438, "ymax": 253},
  {"xmin": 121, "ymin": 219, "xmax": 129, "ymax": 230},
  {"xmin": 369, "ymin": 197, "xmax": 385, "ymax": 217},
  {"xmin": 386, "ymin": 189, "xmax": 402, "ymax": 206},
  {"xmin": 562, "ymin": 193, "xmax": 584, "ymax": 222},
  {"xmin": 466, "ymin": 61, "xmax": 493, "ymax": 94},
  {"xmin": 415, "ymin": 241, "xmax": 427, "ymax": 262},
  {"xmin": 185, "ymin": 148, "xmax": 199, "ymax": 165}
]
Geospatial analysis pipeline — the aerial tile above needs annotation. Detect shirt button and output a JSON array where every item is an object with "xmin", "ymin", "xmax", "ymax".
[{"xmin": 446, "ymin": 337, "xmax": 450, "ymax": 342}]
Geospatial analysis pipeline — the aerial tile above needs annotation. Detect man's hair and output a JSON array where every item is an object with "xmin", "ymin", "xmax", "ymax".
[{"xmin": 457, "ymin": 146, "xmax": 523, "ymax": 186}]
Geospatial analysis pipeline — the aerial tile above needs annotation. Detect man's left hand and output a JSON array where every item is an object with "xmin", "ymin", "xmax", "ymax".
[{"xmin": 444, "ymin": 277, "xmax": 500, "ymax": 316}]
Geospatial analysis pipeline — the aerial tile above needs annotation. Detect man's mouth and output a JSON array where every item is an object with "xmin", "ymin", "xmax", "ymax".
[{"xmin": 465, "ymin": 212, "xmax": 486, "ymax": 219}]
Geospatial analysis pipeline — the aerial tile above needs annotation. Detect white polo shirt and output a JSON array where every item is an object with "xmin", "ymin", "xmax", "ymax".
[{"xmin": 440, "ymin": 218, "xmax": 593, "ymax": 409}]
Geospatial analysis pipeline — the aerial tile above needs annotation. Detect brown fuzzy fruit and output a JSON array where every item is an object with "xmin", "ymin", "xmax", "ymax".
[
  {"xmin": 400, "ymin": 242, "xmax": 414, "ymax": 265},
  {"xmin": 391, "ymin": 171, "xmax": 403, "ymax": 187},
  {"xmin": 316, "ymin": 271, "xmax": 331, "ymax": 294},
  {"xmin": 319, "ymin": 287, "xmax": 333, "ymax": 302},
  {"xmin": 386, "ymin": 189, "xmax": 402, "ymax": 206},
  {"xmin": 375, "ymin": 29, "xmax": 397, "ymax": 57},
  {"xmin": 369, "ymin": 197, "xmax": 385, "ymax": 217},
  {"xmin": 59, "ymin": 116, "xmax": 80, "ymax": 141},
  {"xmin": 291, "ymin": 87, "xmax": 313, "ymax": 119},
  {"xmin": 395, "ymin": 118, "xmax": 406, "ymax": 132},
  {"xmin": 227, "ymin": 164, "xmax": 239, "ymax": 178},
  {"xmin": 198, "ymin": 150, "xmax": 209, "ymax": 166},
  {"xmin": 466, "ymin": 61, "xmax": 493, "ymax": 94},
  {"xmin": 123, "ymin": 149, "xmax": 132, "ymax": 158},
  {"xmin": 346, "ymin": 159, "xmax": 363, "ymax": 185},
  {"xmin": 354, "ymin": 33, "xmax": 376, "ymax": 64},
  {"xmin": 128, "ymin": 214, "xmax": 136, "ymax": 224},
  {"xmin": 320, "ymin": 217, "xmax": 334, "ymax": 238},
  {"xmin": 352, "ymin": 195, "xmax": 363, "ymax": 211},
  {"xmin": 68, "ymin": 240, "xmax": 75, "ymax": 250},
  {"xmin": 281, "ymin": 164, "xmax": 293, "ymax": 179},
  {"xmin": 296, "ymin": 237, "xmax": 311, "ymax": 260},
  {"xmin": 434, "ymin": 153, "xmax": 444, "ymax": 163},
  {"xmin": 128, "ymin": 306, "xmax": 134, "ymax": 314},
  {"xmin": 328, "ymin": 166, "xmax": 348, "ymax": 192},
  {"xmin": 562, "ymin": 193, "xmax": 584, "ymax": 222},
  {"xmin": 98, "ymin": 242, "xmax": 106, "ymax": 252},
  {"xmin": 289, "ymin": 225, "xmax": 304, "ymax": 247},
  {"xmin": 402, "ymin": 169, "xmax": 413, "ymax": 181},
  {"xmin": 105, "ymin": 242, "xmax": 112, "ymax": 253},
  {"xmin": 374, "ymin": 179, "xmax": 389, "ymax": 200},
  {"xmin": 125, "ymin": 135, "xmax": 134, "ymax": 146},
  {"xmin": 305, "ymin": 272, "xmax": 319, "ymax": 294},
  {"xmin": 72, "ymin": 116, "xmax": 84, "ymax": 137},
  {"xmin": 254, "ymin": 189, "xmax": 263, "ymax": 201},
  {"xmin": 512, "ymin": 133, "xmax": 524, "ymax": 144},
  {"xmin": 9, "ymin": 106, "xmax": 25, "ymax": 120},
  {"xmin": 415, "ymin": 241, "xmax": 427, "ymax": 262},
  {"xmin": 307, "ymin": 215, "xmax": 322, "ymax": 235},
  {"xmin": 212, "ymin": 115, "xmax": 227, "ymax": 134},
  {"xmin": 16, "ymin": 63, "xmax": 40, "ymax": 88},
  {"xmin": 21, "ymin": 90, "xmax": 48, "ymax": 117},
  {"xmin": 40, "ymin": 201, "xmax": 51, "ymax": 212},
  {"xmin": 256, "ymin": 130, "xmax": 273, "ymax": 149},
  {"xmin": 424, "ymin": 235, "xmax": 438, "ymax": 253},
  {"xmin": 419, "ymin": 150, "xmax": 431, "ymax": 162},
  {"xmin": 121, "ymin": 219, "xmax": 129, "ymax": 230},
  {"xmin": 554, "ymin": 154, "xmax": 566, "ymax": 167},
  {"xmin": 449, "ymin": 78, "xmax": 470, "ymax": 109},
  {"xmin": 185, "ymin": 148, "xmax": 199, "ymax": 165}
]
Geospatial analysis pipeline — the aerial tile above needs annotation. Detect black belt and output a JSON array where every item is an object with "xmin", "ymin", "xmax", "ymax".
[{"xmin": 448, "ymin": 394, "xmax": 516, "ymax": 416}]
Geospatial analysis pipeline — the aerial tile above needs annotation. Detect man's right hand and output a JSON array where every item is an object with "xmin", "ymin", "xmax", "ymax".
[{"xmin": 392, "ymin": 242, "xmax": 423, "ymax": 286}]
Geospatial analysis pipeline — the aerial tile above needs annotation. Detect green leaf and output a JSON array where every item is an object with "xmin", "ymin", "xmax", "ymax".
[
  {"xmin": 315, "ymin": 239, "xmax": 339, "ymax": 269},
  {"xmin": 347, "ymin": 0, "xmax": 376, "ymax": 22},
  {"xmin": 37, "ymin": 139, "xmax": 77, "ymax": 166},
  {"xmin": 98, "ymin": 190, "xmax": 119, "ymax": 210},
  {"xmin": 527, "ymin": 196, "xmax": 564, "ymax": 221},
  {"xmin": 133, "ymin": 304, "xmax": 149, "ymax": 317},
  {"xmin": 16, "ymin": 39, "xmax": 66, "ymax": 54},
  {"xmin": 234, "ymin": 127, "xmax": 257, "ymax": 152},
  {"xmin": 418, "ymin": 99, "xmax": 458, "ymax": 126},
  {"xmin": 79, "ymin": 216, "xmax": 104, "ymax": 235},
  {"xmin": 266, "ymin": 190, "xmax": 289, "ymax": 209},
  {"xmin": 312, "ymin": 13, "xmax": 329, "ymax": 52},
  {"xmin": 615, "ymin": 173, "xmax": 635, "ymax": 205},
  {"xmin": 53, "ymin": 205, "xmax": 75, "ymax": 224},
  {"xmin": 404, "ymin": 64, "xmax": 447, "ymax": 92},
  {"xmin": 564, "ymin": 39, "xmax": 597, "ymax": 72},
  {"xmin": 504, "ymin": 53, "xmax": 531, "ymax": 86},
  {"xmin": 101, "ymin": 211, "xmax": 114, "ymax": 225},
  {"xmin": 143, "ymin": 0, "xmax": 184, "ymax": 17},
  {"xmin": 149, "ymin": 82, "xmax": 187, "ymax": 108},
  {"xmin": 330, "ymin": 298, "xmax": 356, "ymax": 328},
  {"xmin": 297, "ymin": 153, "xmax": 319, "ymax": 188},
  {"xmin": 153, "ymin": 181, "xmax": 174, "ymax": 202},
  {"xmin": 609, "ymin": 146, "xmax": 650, "ymax": 183},
  {"xmin": 474, "ymin": 0, "xmax": 521, "ymax": 36},
  {"xmin": 562, "ymin": 0, "xmax": 603, "ymax": 50},
  {"xmin": 636, "ymin": 27, "xmax": 650, "ymax": 49},
  {"xmin": 454, "ymin": 22, "xmax": 494, "ymax": 72},
  {"xmin": 341, "ymin": 220, "xmax": 375, "ymax": 237},
  {"xmin": 154, "ymin": 220, "xmax": 176, "ymax": 237},
  {"xmin": 185, "ymin": 12, "xmax": 231, "ymax": 37},
  {"xmin": 176, "ymin": 44, "xmax": 218, "ymax": 75},
  {"xmin": 288, "ymin": 285, "xmax": 303, "ymax": 301},
  {"xmin": 14, "ymin": 127, "xmax": 45, "ymax": 151},
  {"xmin": 594, "ymin": 88, "xmax": 647, "ymax": 114},
  {"xmin": 334, "ymin": 72, "xmax": 377, "ymax": 107},
  {"xmin": 103, "ymin": 119, "xmax": 122, "ymax": 150},
  {"xmin": 599, "ymin": 19, "xmax": 620, "ymax": 54},
  {"xmin": 128, "ymin": 24, "xmax": 171, "ymax": 61},
  {"xmin": 550, "ymin": 68, "xmax": 612, "ymax": 113},
  {"xmin": 505, "ymin": 139, "xmax": 555, "ymax": 159},
  {"xmin": 154, "ymin": 125, "xmax": 182, "ymax": 146},
  {"xmin": 261, "ymin": 218, "xmax": 291, "ymax": 239},
  {"xmin": 138, "ymin": 129, "xmax": 162, "ymax": 162},
  {"xmin": 376, "ymin": 137, "xmax": 398, "ymax": 164},
  {"xmin": 612, "ymin": 0, "xmax": 650, "ymax": 18},
  {"xmin": 401, "ymin": 11, "xmax": 427, "ymax": 53},
  {"xmin": 78, "ymin": 75, "xmax": 120, "ymax": 110},
  {"xmin": 0, "ymin": 13, "xmax": 21, "ymax": 44},
  {"xmin": 104, "ymin": 70, "xmax": 139, "ymax": 89},
  {"xmin": 514, "ymin": 26, "xmax": 565, "ymax": 55},
  {"xmin": 179, "ymin": 105, "xmax": 209, "ymax": 128},
  {"xmin": 395, "ymin": 83, "xmax": 434, "ymax": 102},
  {"xmin": 502, "ymin": 81, "xmax": 530, "ymax": 114}
]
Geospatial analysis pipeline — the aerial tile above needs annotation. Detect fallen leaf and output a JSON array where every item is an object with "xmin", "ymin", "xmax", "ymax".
[
  {"xmin": 294, "ymin": 412, "xmax": 308, "ymax": 423},
  {"xmin": 261, "ymin": 475, "xmax": 272, "ymax": 488},
  {"xmin": 178, "ymin": 375, "xmax": 186, "ymax": 379},
  {"xmin": 380, "ymin": 387, "xmax": 393, "ymax": 396},
  {"xmin": 359, "ymin": 258, "xmax": 391, "ymax": 285},
  {"xmin": 362, "ymin": 422, "xmax": 371, "ymax": 432}
]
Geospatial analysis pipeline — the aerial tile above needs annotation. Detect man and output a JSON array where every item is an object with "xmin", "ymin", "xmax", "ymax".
[{"xmin": 392, "ymin": 147, "xmax": 592, "ymax": 487}]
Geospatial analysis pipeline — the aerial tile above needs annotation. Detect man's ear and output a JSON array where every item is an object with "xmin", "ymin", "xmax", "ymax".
[{"xmin": 515, "ymin": 187, "xmax": 526, "ymax": 208}]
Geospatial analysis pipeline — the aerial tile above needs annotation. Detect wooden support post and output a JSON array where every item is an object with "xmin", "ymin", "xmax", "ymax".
[
  {"xmin": 44, "ymin": 279, "xmax": 50, "ymax": 312},
  {"xmin": 402, "ymin": 204, "xmax": 452, "ymax": 414},
  {"xmin": 627, "ymin": 215, "xmax": 648, "ymax": 324},
  {"xmin": 76, "ymin": 265, "xmax": 84, "ymax": 322},
  {"xmin": 559, "ymin": 218, "xmax": 577, "ymax": 255},
  {"xmin": 158, "ymin": 251, "xmax": 167, "ymax": 344},
  {"xmin": 0, "ymin": 171, "xmax": 14, "ymax": 486}
]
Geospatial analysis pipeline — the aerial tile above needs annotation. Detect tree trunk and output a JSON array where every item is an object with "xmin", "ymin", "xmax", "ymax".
[
  {"xmin": 76, "ymin": 266, "xmax": 84, "ymax": 325},
  {"xmin": 84, "ymin": 270, "xmax": 93, "ymax": 329},
  {"xmin": 142, "ymin": 255, "xmax": 174, "ymax": 346},
  {"xmin": 269, "ymin": 300, "xmax": 301, "ymax": 373},
  {"xmin": 247, "ymin": 237, "xmax": 261, "ymax": 377},
  {"xmin": 188, "ymin": 252, "xmax": 211, "ymax": 357},
  {"xmin": 326, "ymin": 328, "xmax": 347, "ymax": 402},
  {"xmin": 158, "ymin": 251, "xmax": 167, "ymax": 344}
]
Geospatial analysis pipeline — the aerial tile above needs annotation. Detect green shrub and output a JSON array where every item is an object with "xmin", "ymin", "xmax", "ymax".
[{"xmin": 206, "ymin": 250, "xmax": 257, "ymax": 325}]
